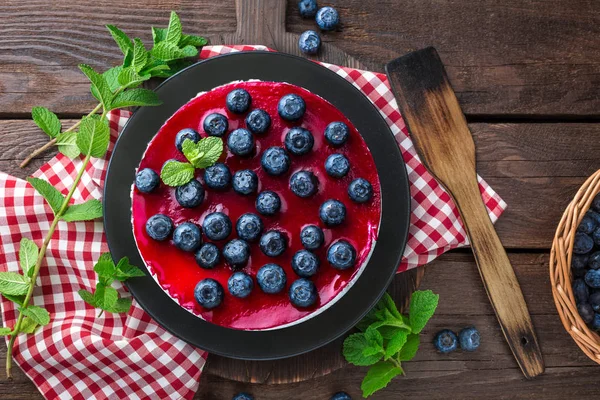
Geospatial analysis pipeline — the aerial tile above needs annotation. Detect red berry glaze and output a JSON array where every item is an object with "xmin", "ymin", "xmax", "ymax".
[{"xmin": 132, "ymin": 81, "xmax": 381, "ymax": 330}]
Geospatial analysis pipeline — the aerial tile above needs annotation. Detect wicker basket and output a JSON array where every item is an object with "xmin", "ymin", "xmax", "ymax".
[{"xmin": 550, "ymin": 169, "xmax": 600, "ymax": 364}]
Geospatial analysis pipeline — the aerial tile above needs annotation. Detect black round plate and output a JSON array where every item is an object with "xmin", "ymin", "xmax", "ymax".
[{"xmin": 104, "ymin": 51, "xmax": 410, "ymax": 360}]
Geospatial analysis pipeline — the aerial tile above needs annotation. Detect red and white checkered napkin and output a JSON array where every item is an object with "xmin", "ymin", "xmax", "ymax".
[{"xmin": 0, "ymin": 45, "xmax": 506, "ymax": 399}]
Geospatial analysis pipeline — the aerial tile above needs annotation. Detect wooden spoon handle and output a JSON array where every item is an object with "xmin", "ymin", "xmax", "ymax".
[{"xmin": 452, "ymin": 178, "xmax": 545, "ymax": 378}]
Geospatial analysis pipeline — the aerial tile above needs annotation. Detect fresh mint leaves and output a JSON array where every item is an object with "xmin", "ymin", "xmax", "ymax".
[
  {"xmin": 343, "ymin": 290, "xmax": 439, "ymax": 398},
  {"xmin": 161, "ymin": 137, "xmax": 224, "ymax": 186},
  {"xmin": 76, "ymin": 115, "xmax": 110, "ymax": 158},
  {"xmin": 78, "ymin": 253, "xmax": 145, "ymax": 316},
  {"xmin": 31, "ymin": 107, "xmax": 61, "ymax": 138}
]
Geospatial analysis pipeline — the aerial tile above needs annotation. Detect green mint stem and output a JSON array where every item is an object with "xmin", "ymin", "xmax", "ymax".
[{"xmin": 6, "ymin": 110, "xmax": 104, "ymax": 378}]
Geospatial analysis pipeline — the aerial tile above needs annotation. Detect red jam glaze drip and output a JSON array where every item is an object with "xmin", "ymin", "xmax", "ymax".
[{"xmin": 132, "ymin": 81, "xmax": 381, "ymax": 330}]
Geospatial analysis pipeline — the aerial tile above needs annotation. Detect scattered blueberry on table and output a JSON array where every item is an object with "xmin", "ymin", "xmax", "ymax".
[
  {"xmin": 203, "ymin": 113, "xmax": 228, "ymax": 137},
  {"xmin": 259, "ymin": 230, "xmax": 288, "ymax": 257},
  {"xmin": 298, "ymin": 0, "xmax": 318, "ymax": 18},
  {"xmin": 145, "ymin": 214, "xmax": 174, "ymax": 241},
  {"xmin": 195, "ymin": 243, "xmax": 221, "ymax": 269},
  {"xmin": 202, "ymin": 212, "xmax": 232, "ymax": 241},
  {"xmin": 289, "ymin": 278, "xmax": 318, "ymax": 307},
  {"xmin": 458, "ymin": 326, "xmax": 481, "ymax": 351},
  {"xmin": 257, "ymin": 263, "xmax": 287, "ymax": 294},
  {"xmin": 228, "ymin": 271, "xmax": 254, "ymax": 298},
  {"xmin": 320, "ymin": 199, "xmax": 346, "ymax": 226},
  {"xmin": 316, "ymin": 6, "xmax": 340, "ymax": 31},
  {"xmin": 325, "ymin": 154, "xmax": 350, "ymax": 178},
  {"xmin": 236, "ymin": 213, "xmax": 264, "ymax": 242},
  {"xmin": 278, "ymin": 93, "xmax": 306, "ymax": 121},
  {"xmin": 232, "ymin": 393, "xmax": 254, "ymax": 400},
  {"xmin": 223, "ymin": 239, "xmax": 251, "ymax": 268},
  {"xmin": 245, "ymin": 109, "xmax": 271, "ymax": 134},
  {"xmin": 175, "ymin": 179, "xmax": 205, "ymax": 208},
  {"xmin": 261, "ymin": 146, "xmax": 291, "ymax": 176},
  {"xmin": 292, "ymin": 249, "xmax": 320, "ymax": 277},
  {"xmin": 226, "ymin": 88, "xmax": 251, "ymax": 114},
  {"xmin": 204, "ymin": 163, "xmax": 232, "ymax": 190},
  {"xmin": 228, "ymin": 128, "xmax": 255, "ymax": 156},
  {"xmin": 327, "ymin": 240, "xmax": 356, "ymax": 270},
  {"xmin": 194, "ymin": 278, "xmax": 224, "ymax": 309},
  {"xmin": 233, "ymin": 169, "xmax": 259, "ymax": 195},
  {"xmin": 285, "ymin": 127, "xmax": 314, "ymax": 155},
  {"xmin": 298, "ymin": 30, "xmax": 321, "ymax": 54},
  {"xmin": 172, "ymin": 222, "xmax": 202, "ymax": 252},
  {"xmin": 135, "ymin": 168, "xmax": 160, "ymax": 193},
  {"xmin": 433, "ymin": 329, "xmax": 458, "ymax": 353},
  {"xmin": 300, "ymin": 225, "xmax": 324, "ymax": 250},
  {"xmin": 330, "ymin": 392, "xmax": 352, "ymax": 400},
  {"xmin": 290, "ymin": 171, "xmax": 318, "ymax": 198},
  {"xmin": 324, "ymin": 121, "xmax": 349, "ymax": 147},
  {"xmin": 256, "ymin": 190, "xmax": 282, "ymax": 215},
  {"xmin": 175, "ymin": 128, "xmax": 200, "ymax": 152}
]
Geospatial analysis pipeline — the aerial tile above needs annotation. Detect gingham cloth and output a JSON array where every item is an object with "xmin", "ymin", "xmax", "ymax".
[{"xmin": 0, "ymin": 45, "xmax": 506, "ymax": 399}]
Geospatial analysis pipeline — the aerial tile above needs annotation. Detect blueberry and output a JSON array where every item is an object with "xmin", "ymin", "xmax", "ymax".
[
  {"xmin": 572, "ymin": 254, "xmax": 589, "ymax": 277},
  {"xmin": 145, "ymin": 214, "xmax": 174, "ymax": 241},
  {"xmin": 261, "ymin": 147, "xmax": 291, "ymax": 176},
  {"xmin": 589, "ymin": 251, "xmax": 600, "ymax": 270},
  {"xmin": 228, "ymin": 128, "xmax": 255, "ymax": 156},
  {"xmin": 285, "ymin": 127, "xmax": 314, "ymax": 155},
  {"xmin": 226, "ymin": 88, "xmax": 251, "ymax": 114},
  {"xmin": 173, "ymin": 222, "xmax": 202, "ymax": 252},
  {"xmin": 256, "ymin": 191, "xmax": 282, "ymax": 215},
  {"xmin": 324, "ymin": 122, "xmax": 349, "ymax": 147},
  {"xmin": 245, "ymin": 109, "xmax": 271, "ymax": 134},
  {"xmin": 292, "ymin": 250, "xmax": 320, "ymax": 277},
  {"xmin": 433, "ymin": 329, "xmax": 458, "ymax": 353},
  {"xmin": 593, "ymin": 228, "xmax": 600, "ymax": 247},
  {"xmin": 289, "ymin": 278, "xmax": 318, "ymax": 308},
  {"xmin": 325, "ymin": 154, "xmax": 350, "ymax": 178},
  {"xmin": 204, "ymin": 163, "xmax": 231, "ymax": 190},
  {"xmin": 300, "ymin": 225, "xmax": 324, "ymax": 250},
  {"xmin": 348, "ymin": 178, "xmax": 373, "ymax": 203},
  {"xmin": 585, "ymin": 269, "xmax": 600, "ymax": 288},
  {"xmin": 194, "ymin": 278, "xmax": 224, "ymax": 309},
  {"xmin": 228, "ymin": 271, "xmax": 254, "ymax": 298},
  {"xmin": 236, "ymin": 213, "xmax": 263, "ymax": 242},
  {"xmin": 458, "ymin": 326, "xmax": 480, "ymax": 352},
  {"xmin": 298, "ymin": 0, "xmax": 318, "ymax": 18},
  {"xmin": 175, "ymin": 128, "xmax": 200, "ymax": 152},
  {"xmin": 574, "ymin": 232, "xmax": 594, "ymax": 254},
  {"xmin": 233, "ymin": 170, "xmax": 259, "ymax": 195},
  {"xmin": 587, "ymin": 210, "xmax": 600, "ymax": 226},
  {"xmin": 590, "ymin": 291, "xmax": 600, "ymax": 312},
  {"xmin": 203, "ymin": 113, "xmax": 228, "ymax": 137},
  {"xmin": 175, "ymin": 179, "xmax": 205, "ymax": 208},
  {"xmin": 578, "ymin": 303, "xmax": 595, "ymax": 324},
  {"xmin": 327, "ymin": 240, "xmax": 356, "ymax": 270},
  {"xmin": 316, "ymin": 6, "xmax": 340, "ymax": 31},
  {"xmin": 232, "ymin": 393, "xmax": 254, "ymax": 400},
  {"xmin": 330, "ymin": 392, "xmax": 351, "ymax": 400},
  {"xmin": 278, "ymin": 94, "xmax": 306, "ymax": 121},
  {"xmin": 573, "ymin": 278, "xmax": 590, "ymax": 304},
  {"xmin": 259, "ymin": 230, "xmax": 288, "ymax": 257},
  {"xmin": 298, "ymin": 30, "xmax": 321, "ymax": 55},
  {"xmin": 135, "ymin": 168, "xmax": 160, "ymax": 193},
  {"xmin": 290, "ymin": 171, "xmax": 318, "ymax": 198},
  {"xmin": 202, "ymin": 212, "xmax": 232, "ymax": 241},
  {"xmin": 257, "ymin": 263, "xmax": 287, "ymax": 294},
  {"xmin": 592, "ymin": 313, "xmax": 600, "ymax": 331},
  {"xmin": 593, "ymin": 193, "xmax": 600, "ymax": 213},
  {"xmin": 578, "ymin": 215, "xmax": 596, "ymax": 234},
  {"xmin": 319, "ymin": 199, "xmax": 346, "ymax": 226},
  {"xmin": 223, "ymin": 239, "xmax": 251, "ymax": 268},
  {"xmin": 195, "ymin": 243, "xmax": 221, "ymax": 269}
]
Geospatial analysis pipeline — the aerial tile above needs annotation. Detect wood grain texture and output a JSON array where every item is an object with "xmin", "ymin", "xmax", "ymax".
[
  {"xmin": 0, "ymin": 0, "xmax": 599, "ymax": 116},
  {"xmin": 386, "ymin": 47, "xmax": 543, "ymax": 378}
]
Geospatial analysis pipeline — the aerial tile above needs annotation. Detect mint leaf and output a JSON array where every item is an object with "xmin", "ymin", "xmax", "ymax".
[
  {"xmin": 180, "ymin": 45, "xmax": 198, "ymax": 58},
  {"xmin": 117, "ymin": 67, "xmax": 150, "ymax": 89},
  {"xmin": 398, "ymin": 334, "xmax": 420, "ymax": 361},
  {"xmin": 110, "ymin": 88, "xmax": 162, "ymax": 109},
  {"xmin": 152, "ymin": 27, "xmax": 167, "ymax": 45},
  {"xmin": 61, "ymin": 199, "xmax": 103, "ymax": 222},
  {"xmin": 0, "ymin": 327, "xmax": 12, "ymax": 335},
  {"xmin": 78, "ymin": 289, "xmax": 96, "ymax": 307},
  {"xmin": 114, "ymin": 257, "xmax": 145, "ymax": 281},
  {"xmin": 77, "ymin": 115, "xmax": 110, "ymax": 158},
  {"xmin": 79, "ymin": 64, "xmax": 113, "ymax": 109},
  {"xmin": 31, "ymin": 107, "xmax": 61, "ymax": 138},
  {"xmin": 380, "ymin": 292, "xmax": 403, "ymax": 320},
  {"xmin": 102, "ymin": 66, "xmax": 123, "ymax": 93},
  {"xmin": 343, "ymin": 332, "xmax": 383, "ymax": 367},
  {"xmin": 106, "ymin": 24, "xmax": 134, "ymax": 55},
  {"xmin": 378, "ymin": 325, "xmax": 403, "ymax": 340},
  {"xmin": 3, "ymin": 294, "xmax": 25, "ymax": 306},
  {"xmin": 361, "ymin": 361, "xmax": 403, "ymax": 398},
  {"xmin": 19, "ymin": 237, "xmax": 38, "ymax": 278},
  {"xmin": 365, "ymin": 326, "xmax": 384, "ymax": 350},
  {"xmin": 151, "ymin": 41, "xmax": 189, "ymax": 62},
  {"xmin": 165, "ymin": 11, "xmax": 182, "ymax": 44},
  {"xmin": 384, "ymin": 330, "xmax": 408, "ymax": 360},
  {"xmin": 123, "ymin": 48, "xmax": 133, "ymax": 68},
  {"xmin": 183, "ymin": 137, "xmax": 223, "ymax": 169},
  {"xmin": 0, "ymin": 272, "xmax": 30, "ymax": 296},
  {"xmin": 94, "ymin": 285, "xmax": 118, "ymax": 309},
  {"xmin": 160, "ymin": 160, "xmax": 195, "ymax": 187},
  {"xmin": 132, "ymin": 38, "xmax": 148, "ymax": 73},
  {"xmin": 93, "ymin": 254, "xmax": 116, "ymax": 279},
  {"xmin": 19, "ymin": 305, "xmax": 50, "ymax": 326},
  {"xmin": 409, "ymin": 290, "xmax": 439, "ymax": 334},
  {"xmin": 140, "ymin": 59, "xmax": 170, "ymax": 77},
  {"xmin": 20, "ymin": 317, "xmax": 38, "ymax": 334},
  {"xmin": 106, "ymin": 297, "xmax": 132, "ymax": 314},
  {"xmin": 56, "ymin": 131, "xmax": 80, "ymax": 159},
  {"xmin": 180, "ymin": 34, "xmax": 208, "ymax": 47}
]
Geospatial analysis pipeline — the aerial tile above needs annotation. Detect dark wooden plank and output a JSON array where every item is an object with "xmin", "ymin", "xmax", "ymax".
[
  {"xmin": 0, "ymin": 0, "xmax": 599, "ymax": 116},
  {"xmin": 1, "ymin": 120, "xmax": 598, "ymax": 249}
]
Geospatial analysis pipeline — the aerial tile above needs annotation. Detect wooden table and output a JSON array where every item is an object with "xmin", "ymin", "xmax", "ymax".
[{"xmin": 1, "ymin": 0, "xmax": 599, "ymax": 398}]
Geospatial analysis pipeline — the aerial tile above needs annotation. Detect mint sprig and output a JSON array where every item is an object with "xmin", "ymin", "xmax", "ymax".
[
  {"xmin": 160, "ymin": 137, "xmax": 224, "ymax": 187},
  {"xmin": 343, "ymin": 290, "xmax": 439, "ymax": 398}
]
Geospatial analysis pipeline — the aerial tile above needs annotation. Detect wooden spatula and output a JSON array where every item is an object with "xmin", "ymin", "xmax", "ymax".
[{"xmin": 385, "ymin": 47, "xmax": 544, "ymax": 378}]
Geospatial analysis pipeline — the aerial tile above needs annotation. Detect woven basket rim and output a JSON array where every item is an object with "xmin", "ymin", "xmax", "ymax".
[{"xmin": 550, "ymin": 169, "xmax": 600, "ymax": 363}]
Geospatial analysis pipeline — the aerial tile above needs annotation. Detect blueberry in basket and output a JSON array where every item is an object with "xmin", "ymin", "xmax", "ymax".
[
  {"xmin": 203, "ymin": 113, "xmax": 228, "ymax": 137},
  {"xmin": 257, "ymin": 263, "xmax": 287, "ymax": 294},
  {"xmin": 204, "ymin": 163, "xmax": 232, "ymax": 190},
  {"xmin": 175, "ymin": 128, "xmax": 200, "ymax": 152},
  {"xmin": 233, "ymin": 169, "xmax": 259, "ymax": 195},
  {"xmin": 135, "ymin": 168, "xmax": 160, "ymax": 193},
  {"xmin": 245, "ymin": 109, "xmax": 271, "ymax": 134},
  {"xmin": 175, "ymin": 179, "xmax": 205, "ymax": 208},
  {"xmin": 226, "ymin": 88, "xmax": 251, "ymax": 114},
  {"xmin": 195, "ymin": 243, "xmax": 221, "ymax": 269},
  {"xmin": 261, "ymin": 146, "xmax": 291, "ymax": 176}
]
